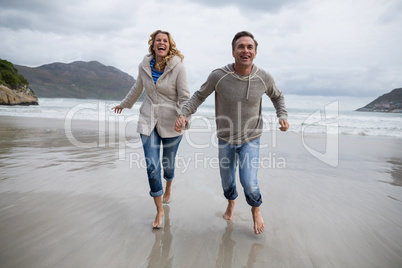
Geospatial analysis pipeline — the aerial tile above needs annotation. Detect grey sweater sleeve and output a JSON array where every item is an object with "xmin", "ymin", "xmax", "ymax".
[
  {"xmin": 263, "ymin": 72, "xmax": 288, "ymax": 120},
  {"xmin": 269, "ymin": 84, "xmax": 288, "ymax": 120},
  {"xmin": 181, "ymin": 71, "xmax": 219, "ymax": 117}
]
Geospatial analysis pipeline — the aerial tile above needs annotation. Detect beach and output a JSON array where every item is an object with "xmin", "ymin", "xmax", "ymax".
[{"xmin": 0, "ymin": 115, "xmax": 402, "ymax": 268}]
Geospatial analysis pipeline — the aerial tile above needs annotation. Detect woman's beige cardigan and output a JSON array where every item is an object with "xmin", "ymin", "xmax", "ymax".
[{"xmin": 120, "ymin": 55, "xmax": 190, "ymax": 137}]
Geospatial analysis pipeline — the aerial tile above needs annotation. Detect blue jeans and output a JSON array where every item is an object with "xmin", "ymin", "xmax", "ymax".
[
  {"xmin": 218, "ymin": 138, "xmax": 262, "ymax": 207},
  {"xmin": 140, "ymin": 129, "xmax": 182, "ymax": 197}
]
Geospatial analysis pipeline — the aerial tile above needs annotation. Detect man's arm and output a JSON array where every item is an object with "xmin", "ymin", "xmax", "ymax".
[
  {"xmin": 271, "ymin": 94, "xmax": 289, "ymax": 132},
  {"xmin": 175, "ymin": 71, "xmax": 220, "ymax": 132},
  {"xmin": 263, "ymin": 71, "xmax": 289, "ymax": 131},
  {"xmin": 181, "ymin": 72, "xmax": 218, "ymax": 117}
]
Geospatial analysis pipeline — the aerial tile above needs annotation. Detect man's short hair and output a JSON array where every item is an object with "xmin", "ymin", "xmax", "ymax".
[{"xmin": 231, "ymin": 31, "xmax": 258, "ymax": 51}]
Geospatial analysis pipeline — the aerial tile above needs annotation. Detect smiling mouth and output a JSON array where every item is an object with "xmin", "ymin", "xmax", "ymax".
[{"xmin": 158, "ymin": 47, "xmax": 166, "ymax": 51}]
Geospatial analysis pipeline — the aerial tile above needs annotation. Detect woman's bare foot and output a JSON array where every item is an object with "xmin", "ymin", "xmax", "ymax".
[
  {"xmin": 152, "ymin": 196, "xmax": 164, "ymax": 228},
  {"xmin": 251, "ymin": 207, "xmax": 265, "ymax": 234},
  {"xmin": 152, "ymin": 209, "xmax": 164, "ymax": 228},
  {"xmin": 163, "ymin": 180, "xmax": 172, "ymax": 203},
  {"xmin": 223, "ymin": 200, "xmax": 236, "ymax": 220}
]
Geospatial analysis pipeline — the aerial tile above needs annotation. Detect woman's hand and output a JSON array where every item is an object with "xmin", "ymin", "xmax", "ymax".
[
  {"xmin": 112, "ymin": 105, "xmax": 124, "ymax": 114},
  {"xmin": 175, "ymin": 115, "xmax": 188, "ymax": 133}
]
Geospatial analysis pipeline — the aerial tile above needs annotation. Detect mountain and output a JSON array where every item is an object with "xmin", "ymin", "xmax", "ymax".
[
  {"xmin": 14, "ymin": 61, "xmax": 140, "ymax": 100},
  {"xmin": 0, "ymin": 59, "xmax": 38, "ymax": 105},
  {"xmin": 356, "ymin": 88, "xmax": 402, "ymax": 113}
]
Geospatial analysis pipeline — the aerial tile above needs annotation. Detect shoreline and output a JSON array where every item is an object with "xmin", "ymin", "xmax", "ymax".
[
  {"xmin": 1, "ymin": 115, "xmax": 402, "ymax": 267},
  {"xmin": 1, "ymin": 114, "xmax": 402, "ymax": 138},
  {"xmin": 2, "ymin": 93, "xmax": 402, "ymax": 139}
]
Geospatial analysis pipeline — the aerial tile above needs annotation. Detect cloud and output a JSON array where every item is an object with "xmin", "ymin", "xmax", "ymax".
[
  {"xmin": 1, "ymin": 0, "xmax": 401, "ymax": 98},
  {"xmin": 378, "ymin": 0, "xmax": 402, "ymax": 24},
  {"xmin": 187, "ymin": 0, "xmax": 310, "ymax": 13},
  {"xmin": 0, "ymin": 0, "xmax": 137, "ymax": 34}
]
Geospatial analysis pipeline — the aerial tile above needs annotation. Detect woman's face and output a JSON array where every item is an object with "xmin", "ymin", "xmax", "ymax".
[{"xmin": 153, "ymin": 33, "xmax": 170, "ymax": 60}]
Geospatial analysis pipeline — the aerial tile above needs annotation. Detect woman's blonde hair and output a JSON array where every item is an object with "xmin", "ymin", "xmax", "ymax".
[{"xmin": 148, "ymin": 30, "xmax": 184, "ymax": 70}]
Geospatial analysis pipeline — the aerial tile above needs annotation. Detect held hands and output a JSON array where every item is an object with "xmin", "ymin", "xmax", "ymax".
[
  {"xmin": 175, "ymin": 115, "xmax": 188, "ymax": 133},
  {"xmin": 174, "ymin": 116, "xmax": 287, "ymax": 132},
  {"xmin": 111, "ymin": 105, "xmax": 124, "ymax": 114},
  {"xmin": 279, "ymin": 119, "xmax": 290, "ymax": 132}
]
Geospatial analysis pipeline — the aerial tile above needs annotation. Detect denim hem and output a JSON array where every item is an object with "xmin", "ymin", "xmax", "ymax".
[
  {"xmin": 224, "ymin": 191, "xmax": 238, "ymax": 201},
  {"xmin": 247, "ymin": 200, "xmax": 262, "ymax": 207},
  {"xmin": 164, "ymin": 176, "xmax": 174, "ymax": 182},
  {"xmin": 149, "ymin": 189, "xmax": 163, "ymax": 197}
]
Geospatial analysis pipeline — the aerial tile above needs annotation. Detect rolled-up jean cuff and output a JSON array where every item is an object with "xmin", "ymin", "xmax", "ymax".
[
  {"xmin": 224, "ymin": 192, "xmax": 238, "ymax": 201},
  {"xmin": 164, "ymin": 176, "xmax": 174, "ymax": 182},
  {"xmin": 249, "ymin": 200, "xmax": 262, "ymax": 207},
  {"xmin": 149, "ymin": 189, "xmax": 163, "ymax": 198}
]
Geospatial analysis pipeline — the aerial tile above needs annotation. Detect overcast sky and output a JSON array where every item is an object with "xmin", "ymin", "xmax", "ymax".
[{"xmin": 1, "ymin": 0, "xmax": 401, "ymax": 97}]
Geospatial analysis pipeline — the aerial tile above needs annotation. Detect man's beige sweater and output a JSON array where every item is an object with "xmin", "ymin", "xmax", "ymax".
[{"xmin": 182, "ymin": 64, "xmax": 288, "ymax": 144}]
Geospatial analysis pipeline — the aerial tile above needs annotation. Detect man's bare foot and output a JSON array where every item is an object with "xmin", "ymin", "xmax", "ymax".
[
  {"xmin": 152, "ymin": 209, "xmax": 164, "ymax": 228},
  {"xmin": 223, "ymin": 200, "xmax": 236, "ymax": 220},
  {"xmin": 251, "ymin": 207, "xmax": 265, "ymax": 234},
  {"xmin": 163, "ymin": 181, "xmax": 172, "ymax": 203}
]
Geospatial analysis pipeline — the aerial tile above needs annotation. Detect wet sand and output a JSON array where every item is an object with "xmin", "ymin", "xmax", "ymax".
[{"xmin": 0, "ymin": 116, "xmax": 401, "ymax": 267}]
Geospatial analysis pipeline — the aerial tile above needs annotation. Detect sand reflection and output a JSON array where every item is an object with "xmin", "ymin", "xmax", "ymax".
[
  {"xmin": 386, "ymin": 158, "xmax": 402, "ymax": 187},
  {"xmin": 147, "ymin": 205, "xmax": 173, "ymax": 268},
  {"xmin": 216, "ymin": 220, "xmax": 264, "ymax": 268}
]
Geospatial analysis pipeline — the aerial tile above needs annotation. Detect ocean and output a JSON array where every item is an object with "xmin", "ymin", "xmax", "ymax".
[{"xmin": 0, "ymin": 95, "xmax": 401, "ymax": 138}]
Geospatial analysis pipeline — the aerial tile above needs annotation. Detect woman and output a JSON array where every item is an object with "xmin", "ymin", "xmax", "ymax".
[{"xmin": 112, "ymin": 30, "xmax": 190, "ymax": 228}]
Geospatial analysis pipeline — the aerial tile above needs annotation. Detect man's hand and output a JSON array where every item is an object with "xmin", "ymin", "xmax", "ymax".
[
  {"xmin": 279, "ymin": 119, "xmax": 289, "ymax": 132},
  {"xmin": 175, "ymin": 115, "xmax": 188, "ymax": 133}
]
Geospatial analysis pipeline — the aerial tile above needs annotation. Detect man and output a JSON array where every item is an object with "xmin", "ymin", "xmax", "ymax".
[{"xmin": 175, "ymin": 31, "xmax": 289, "ymax": 234}]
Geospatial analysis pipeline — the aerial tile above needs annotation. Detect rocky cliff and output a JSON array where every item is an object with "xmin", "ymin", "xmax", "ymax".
[
  {"xmin": 0, "ymin": 59, "xmax": 38, "ymax": 105},
  {"xmin": 0, "ymin": 85, "xmax": 38, "ymax": 105},
  {"xmin": 14, "ymin": 61, "xmax": 139, "ymax": 100},
  {"xmin": 356, "ymin": 88, "xmax": 402, "ymax": 113}
]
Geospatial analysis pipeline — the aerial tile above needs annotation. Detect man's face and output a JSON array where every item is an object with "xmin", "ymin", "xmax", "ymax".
[{"xmin": 232, "ymin": 36, "xmax": 257, "ymax": 68}]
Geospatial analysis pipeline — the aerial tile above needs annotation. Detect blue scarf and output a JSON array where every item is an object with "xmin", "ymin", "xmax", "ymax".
[{"xmin": 150, "ymin": 58, "xmax": 164, "ymax": 84}]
